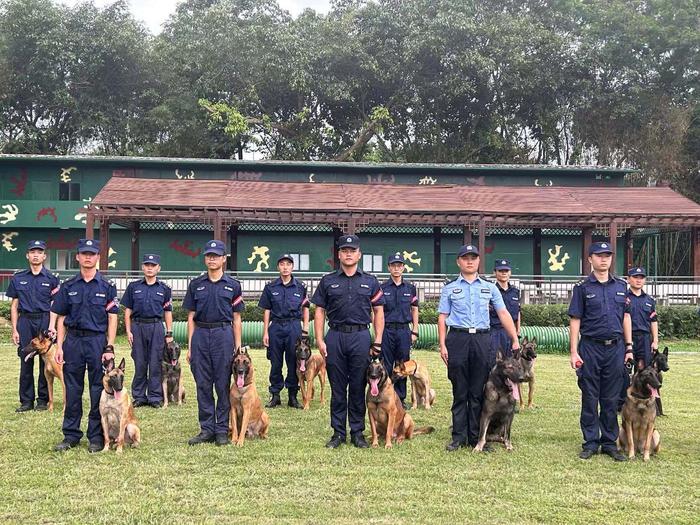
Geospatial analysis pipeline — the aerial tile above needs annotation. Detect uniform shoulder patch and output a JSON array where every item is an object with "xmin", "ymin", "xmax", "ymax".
[
  {"xmin": 445, "ymin": 277, "xmax": 458, "ymax": 285},
  {"xmin": 574, "ymin": 278, "xmax": 586, "ymax": 287}
]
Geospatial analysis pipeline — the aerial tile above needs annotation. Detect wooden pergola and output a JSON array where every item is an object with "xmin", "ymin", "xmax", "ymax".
[{"xmin": 87, "ymin": 177, "xmax": 700, "ymax": 276}]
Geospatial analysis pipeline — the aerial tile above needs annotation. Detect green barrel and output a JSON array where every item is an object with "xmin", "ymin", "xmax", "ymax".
[{"xmin": 170, "ymin": 321, "xmax": 570, "ymax": 351}]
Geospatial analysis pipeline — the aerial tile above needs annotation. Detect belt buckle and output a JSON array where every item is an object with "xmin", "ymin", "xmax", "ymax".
[
  {"xmin": 604, "ymin": 339, "xmax": 613, "ymax": 345},
  {"xmin": 468, "ymin": 328, "xmax": 477, "ymax": 334}
]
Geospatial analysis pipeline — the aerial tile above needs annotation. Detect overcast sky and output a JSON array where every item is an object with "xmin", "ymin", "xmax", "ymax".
[{"xmin": 59, "ymin": 0, "xmax": 331, "ymax": 34}]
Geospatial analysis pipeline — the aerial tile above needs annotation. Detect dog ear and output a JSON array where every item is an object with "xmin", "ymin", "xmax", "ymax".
[
  {"xmin": 521, "ymin": 336, "xmax": 528, "ymax": 345},
  {"xmin": 637, "ymin": 359, "xmax": 645, "ymax": 370},
  {"xmin": 118, "ymin": 358, "xmax": 126, "ymax": 371},
  {"xmin": 663, "ymin": 347, "xmax": 669, "ymax": 356},
  {"xmin": 241, "ymin": 345, "xmax": 250, "ymax": 355},
  {"xmin": 530, "ymin": 336, "xmax": 537, "ymax": 345},
  {"xmin": 496, "ymin": 349, "xmax": 504, "ymax": 361}
]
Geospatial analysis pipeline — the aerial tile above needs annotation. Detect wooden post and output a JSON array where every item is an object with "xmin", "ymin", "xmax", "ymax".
[
  {"xmin": 85, "ymin": 212, "xmax": 95, "ymax": 239},
  {"xmin": 213, "ymin": 215, "xmax": 224, "ymax": 242},
  {"xmin": 609, "ymin": 222, "xmax": 618, "ymax": 259},
  {"xmin": 533, "ymin": 228, "xmax": 542, "ymax": 276},
  {"xmin": 462, "ymin": 226, "xmax": 472, "ymax": 246},
  {"xmin": 130, "ymin": 222, "xmax": 140, "ymax": 271},
  {"xmin": 99, "ymin": 219, "xmax": 110, "ymax": 272},
  {"xmin": 692, "ymin": 227, "xmax": 700, "ymax": 279},
  {"xmin": 229, "ymin": 224, "xmax": 238, "ymax": 272},
  {"xmin": 478, "ymin": 218, "xmax": 486, "ymax": 274},
  {"xmin": 624, "ymin": 228, "xmax": 633, "ymax": 271},
  {"xmin": 433, "ymin": 227, "xmax": 442, "ymax": 274},
  {"xmin": 582, "ymin": 227, "xmax": 593, "ymax": 275},
  {"xmin": 332, "ymin": 226, "xmax": 342, "ymax": 270}
]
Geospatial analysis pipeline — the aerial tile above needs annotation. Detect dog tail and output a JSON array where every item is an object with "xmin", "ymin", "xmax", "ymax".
[{"xmin": 413, "ymin": 426, "xmax": 435, "ymax": 435}]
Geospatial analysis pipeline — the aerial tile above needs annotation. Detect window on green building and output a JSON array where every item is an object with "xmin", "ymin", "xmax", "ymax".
[
  {"xmin": 362, "ymin": 254, "xmax": 383, "ymax": 273},
  {"xmin": 59, "ymin": 182, "xmax": 80, "ymax": 201},
  {"xmin": 32, "ymin": 181, "xmax": 52, "ymax": 200},
  {"xmin": 56, "ymin": 250, "xmax": 79, "ymax": 270},
  {"xmin": 289, "ymin": 253, "xmax": 310, "ymax": 271}
]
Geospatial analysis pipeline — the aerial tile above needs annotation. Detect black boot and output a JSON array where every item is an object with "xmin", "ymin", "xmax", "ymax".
[
  {"xmin": 265, "ymin": 393, "xmax": 281, "ymax": 408},
  {"xmin": 288, "ymin": 393, "xmax": 302, "ymax": 409}
]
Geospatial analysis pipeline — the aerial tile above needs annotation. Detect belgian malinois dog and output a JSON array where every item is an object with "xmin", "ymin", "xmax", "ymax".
[
  {"xmin": 230, "ymin": 346, "xmax": 269, "ymax": 446},
  {"xmin": 366, "ymin": 358, "xmax": 434, "ymax": 448},
  {"xmin": 618, "ymin": 366, "xmax": 661, "ymax": 461},
  {"xmin": 517, "ymin": 337, "xmax": 537, "ymax": 410},
  {"xmin": 650, "ymin": 347, "xmax": 669, "ymax": 416},
  {"xmin": 21, "ymin": 331, "xmax": 65, "ymax": 414},
  {"xmin": 99, "ymin": 358, "xmax": 141, "ymax": 453},
  {"xmin": 161, "ymin": 340, "xmax": 185, "ymax": 407},
  {"xmin": 391, "ymin": 359, "xmax": 436, "ymax": 409},
  {"xmin": 474, "ymin": 349, "xmax": 525, "ymax": 452},
  {"xmin": 295, "ymin": 335, "xmax": 326, "ymax": 410}
]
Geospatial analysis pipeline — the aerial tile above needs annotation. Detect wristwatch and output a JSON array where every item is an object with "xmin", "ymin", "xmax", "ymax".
[
  {"xmin": 411, "ymin": 331, "xmax": 419, "ymax": 338},
  {"xmin": 165, "ymin": 331, "xmax": 173, "ymax": 337}
]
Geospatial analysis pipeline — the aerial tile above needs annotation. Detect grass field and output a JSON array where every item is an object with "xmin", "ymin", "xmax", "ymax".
[{"xmin": 0, "ymin": 337, "xmax": 699, "ymax": 524}]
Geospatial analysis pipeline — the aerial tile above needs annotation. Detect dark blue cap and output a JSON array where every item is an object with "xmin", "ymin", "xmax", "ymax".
[
  {"xmin": 628, "ymin": 266, "xmax": 646, "ymax": 277},
  {"xmin": 26, "ymin": 240, "xmax": 46, "ymax": 251},
  {"xmin": 338, "ymin": 234, "xmax": 360, "ymax": 249},
  {"xmin": 142, "ymin": 254, "xmax": 160, "ymax": 265},
  {"xmin": 457, "ymin": 244, "xmax": 479, "ymax": 257},
  {"xmin": 277, "ymin": 253, "xmax": 294, "ymax": 264},
  {"xmin": 203, "ymin": 239, "xmax": 225, "ymax": 256},
  {"xmin": 589, "ymin": 241, "xmax": 613, "ymax": 255},
  {"xmin": 388, "ymin": 252, "xmax": 405, "ymax": 264},
  {"xmin": 77, "ymin": 238, "xmax": 100, "ymax": 253},
  {"xmin": 494, "ymin": 259, "xmax": 511, "ymax": 270}
]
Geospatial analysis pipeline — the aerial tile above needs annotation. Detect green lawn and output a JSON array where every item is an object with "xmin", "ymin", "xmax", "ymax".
[{"xmin": 0, "ymin": 337, "xmax": 698, "ymax": 524}]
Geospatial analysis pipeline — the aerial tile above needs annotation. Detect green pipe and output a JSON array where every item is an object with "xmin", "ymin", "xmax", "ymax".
[{"xmin": 170, "ymin": 322, "xmax": 570, "ymax": 351}]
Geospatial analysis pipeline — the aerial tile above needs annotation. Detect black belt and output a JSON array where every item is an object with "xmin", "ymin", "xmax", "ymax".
[
  {"xmin": 19, "ymin": 311, "xmax": 47, "ymax": 319},
  {"xmin": 450, "ymin": 327, "xmax": 490, "ymax": 334},
  {"xmin": 582, "ymin": 335, "xmax": 619, "ymax": 346},
  {"xmin": 632, "ymin": 330, "xmax": 649, "ymax": 336},
  {"xmin": 195, "ymin": 321, "xmax": 229, "ymax": 329},
  {"xmin": 67, "ymin": 328, "xmax": 103, "ymax": 338},
  {"xmin": 329, "ymin": 323, "xmax": 368, "ymax": 333},
  {"xmin": 385, "ymin": 322, "xmax": 410, "ymax": 330},
  {"xmin": 271, "ymin": 318, "xmax": 300, "ymax": 323},
  {"xmin": 132, "ymin": 318, "xmax": 161, "ymax": 324}
]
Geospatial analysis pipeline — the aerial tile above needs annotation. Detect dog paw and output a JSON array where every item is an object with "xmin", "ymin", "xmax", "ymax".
[
  {"xmin": 371, "ymin": 442, "xmax": 379, "ymax": 448},
  {"xmin": 385, "ymin": 443, "xmax": 393, "ymax": 449},
  {"xmin": 236, "ymin": 441, "xmax": 245, "ymax": 447}
]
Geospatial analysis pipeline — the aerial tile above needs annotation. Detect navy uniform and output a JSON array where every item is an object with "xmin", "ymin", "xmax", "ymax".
[
  {"xmin": 50, "ymin": 239, "xmax": 119, "ymax": 450},
  {"xmin": 121, "ymin": 254, "xmax": 173, "ymax": 407},
  {"xmin": 568, "ymin": 242, "xmax": 631, "ymax": 459},
  {"xmin": 183, "ymin": 240, "xmax": 244, "ymax": 443},
  {"xmin": 6, "ymin": 240, "xmax": 60, "ymax": 411},
  {"xmin": 626, "ymin": 267, "xmax": 657, "ymax": 367},
  {"xmin": 438, "ymin": 244, "xmax": 509, "ymax": 449},
  {"xmin": 259, "ymin": 254, "xmax": 310, "ymax": 408},
  {"xmin": 312, "ymin": 235, "xmax": 385, "ymax": 447},
  {"xmin": 380, "ymin": 253, "xmax": 418, "ymax": 403},
  {"xmin": 489, "ymin": 259, "xmax": 520, "ymax": 362}
]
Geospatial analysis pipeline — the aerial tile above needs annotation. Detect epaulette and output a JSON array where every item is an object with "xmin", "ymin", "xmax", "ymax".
[
  {"xmin": 445, "ymin": 277, "xmax": 458, "ymax": 285},
  {"xmin": 574, "ymin": 278, "xmax": 586, "ymax": 287},
  {"xmin": 13, "ymin": 268, "xmax": 27, "ymax": 275},
  {"xmin": 62, "ymin": 274, "xmax": 80, "ymax": 285}
]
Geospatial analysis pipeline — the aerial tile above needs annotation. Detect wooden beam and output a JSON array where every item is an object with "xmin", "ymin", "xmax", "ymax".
[
  {"xmin": 582, "ymin": 227, "xmax": 593, "ymax": 275},
  {"xmin": 99, "ymin": 219, "xmax": 110, "ymax": 272},
  {"xmin": 693, "ymin": 227, "xmax": 700, "ymax": 279},
  {"xmin": 332, "ymin": 226, "xmax": 342, "ymax": 270},
  {"xmin": 229, "ymin": 224, "xmax": 238, "ymax": 272},
  {"xmin": 130, "ymin": 222, "xmax": 140, "ymax": 271},
  {"xmin": 478, "ymin": 218, "xmax": 486, "ymax": 274},
  {"xmin": 533, "ymin": 228, "xmax": 542, "ymax": 275},
  {"xmin": 85, "ymin": 212, "xmax": 95, "ymax": 239},
  {"xmin": 462, "ymin": 226, "xmax": 472, "ymax": 246},
  {"xmin": 213, "ymin": 215, "xmax": 224, "ymax": 242},
  {"xmin": 433, "ymin": 227, "xmax": 442, "ymax": 274},
  {"xmin": 609, "ymin": 222, "xmax": 618, "ymax": 268}
]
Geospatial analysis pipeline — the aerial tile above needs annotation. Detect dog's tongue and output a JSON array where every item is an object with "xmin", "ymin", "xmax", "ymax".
[
  {"xmin": 114, "ymin": 390, "xmax": 123, "ymax": 401},
  {"xmin": 507, "ymin": 379, "xmax": 520, "ymax": 402},
  {"xmin": 370, "ymin": 378, "xmax": 379, "ymax": 396},
  {"xmin": 300, "ymin": 359, "xmax": 306, "ymax": 372},
  {"xmin": 24, "ymin": 351, "xmax": 37, "ymax": 363},
  {"xmin": 171, "ymin": 359, "xmax": 178, "ymax": 366},
  {"xmin": 237, "ymin": 374, "xmax": 245, "ymax": 388},
  {"xmin": 649, "ymin": 386, "xmax": 660, "ymax": 399}
]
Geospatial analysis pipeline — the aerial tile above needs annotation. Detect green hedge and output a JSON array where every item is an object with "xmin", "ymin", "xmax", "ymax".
[{"xmin": 2, "ymin": 300, "xmax": 698, "ymax": 339}]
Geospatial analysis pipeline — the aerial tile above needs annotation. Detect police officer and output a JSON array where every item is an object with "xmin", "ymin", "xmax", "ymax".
[
  {"xmin": 49, "ymin": 239, "xmax": 118, "ymax": 452},
  {"xmin": 7, "ymin": 240, "xmax": 60, "ymax": 412},
  {"xmin": 183, "ymin": 240, "xmax": 243, "ymax": 446},
  {"xmin": 489, "ymin": 259, "xmax": 521, "ymax": 362},
  {"xmin": 122, "ymin": 254, "xmax": 174, "ymax": 408},
  {"xmin": 312, "ymin": 234, "xmax": 385, "ymax": 449},
  {"xmin": 380, "ymin": 252, "xmax": 418, "ymax": 406},
  {"xmin": 438, "ymin": 244, "xmax": 520, "ymax": 451},
  {"xmin": 568, "ymin": 241, "xmax": 632, "ymax": 462},
  {"xmin": 259, "ymin": 253, "xmax": 310, "ymax": 409},
  {"xmin": 626, "ymin": 267, "xmax": 658, "ymax": 368}
]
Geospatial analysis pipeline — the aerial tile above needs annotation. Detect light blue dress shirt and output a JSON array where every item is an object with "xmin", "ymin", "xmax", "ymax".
[{"xmin": 438, "ymin": 275, "xmax": 506, "ymax": 329}]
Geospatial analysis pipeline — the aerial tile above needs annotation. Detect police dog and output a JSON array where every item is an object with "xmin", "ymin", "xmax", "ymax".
[
  {"xmin": 618, "ymin": 366, "xmax": 661, "ymax": 461},
  {"xmin": 161, "ymin": 340, "xmax": 185, "ymax": 407},
  {"xmin": 650, "ymin": 346, "xmax": 670, "ymax": 416},
  {"xmin": 99, "ymin": 358, "xmax": 141, "ymax": 453},
  {"xmin": 230, "ymin": 346, "xmax": 269, "ymax": 446},
  {"xmin": 391, "ymin": 359, "xmax": 436, "ymax": 409},
  {"xmin": 366, "ymin": 358, "xmax": 434, "ymax": 448},
  {"xmin": 21, "ymin": 331, "xmax": 65, "ymax": 414},
  {"xmin": 517, "ymin": 337, "xmax": 538, "ymax": 409},
  {"xmin": 295, "ymin": 335, "xmax": 326, "ymax": 410},
  {"xmin": 474, "ymin": 349, "xmax": 525, "ymax": 452}
]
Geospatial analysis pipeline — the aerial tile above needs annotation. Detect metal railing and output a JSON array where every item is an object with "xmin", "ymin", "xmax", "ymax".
[{"xmin": 0, "ymin": 270, "xmax": 698, "ymax": 305}]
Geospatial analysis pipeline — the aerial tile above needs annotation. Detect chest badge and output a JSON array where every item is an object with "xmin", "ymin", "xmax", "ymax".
[
  {"xmin": 452, "ymin": 289, "xmax": 462, "ymax": 294},
  {"xmin": 196, "ymin": 286, "xmax": 205, "ymax": 291},
  {"xmin": 586, "ymin": 293, "xmax": 596, "ymax": 299},
  {"xmin": 330, "ymin": 284, "xmax": 340, "ymax": 289}
]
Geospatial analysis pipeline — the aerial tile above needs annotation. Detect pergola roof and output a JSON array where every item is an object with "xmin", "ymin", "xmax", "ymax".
[{"xmin": 89, "ymin": 178, "xmax": 700, "ymax": 230}]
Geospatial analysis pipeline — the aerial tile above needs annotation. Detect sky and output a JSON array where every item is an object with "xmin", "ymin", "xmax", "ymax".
[{"xmin": 59, "ymin": 0, "xmax": 332, "ymax": 34}]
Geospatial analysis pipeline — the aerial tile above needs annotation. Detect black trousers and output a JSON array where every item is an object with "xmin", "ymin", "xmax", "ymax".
[{"xmin": 446, "ymin": 330, "xmax": 491, "ymax": 446}]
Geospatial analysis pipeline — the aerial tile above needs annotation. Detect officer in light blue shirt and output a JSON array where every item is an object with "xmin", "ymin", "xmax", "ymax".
[{"xmin": 438, "ymin": 244, "xmax": 520, "ymax": 451}]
